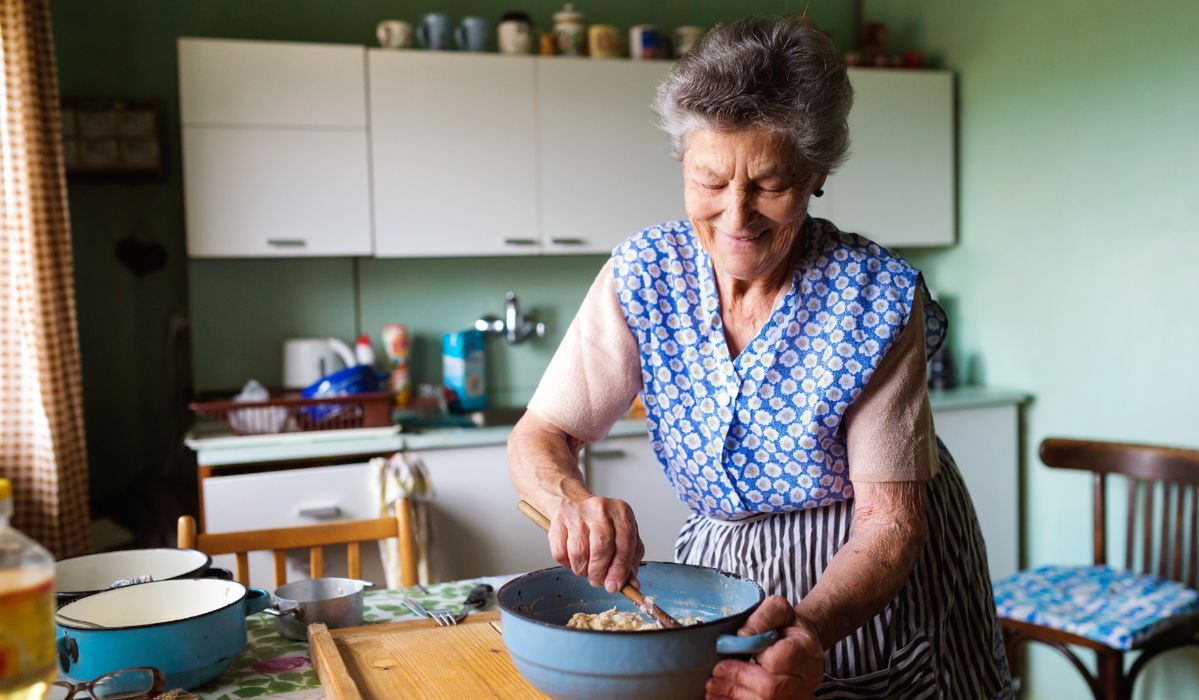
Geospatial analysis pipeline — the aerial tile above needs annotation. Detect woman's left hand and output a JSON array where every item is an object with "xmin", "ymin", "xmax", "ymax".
[{"xmin": 704, "ymin": 595, "xmax": 823, "ymax": 700}]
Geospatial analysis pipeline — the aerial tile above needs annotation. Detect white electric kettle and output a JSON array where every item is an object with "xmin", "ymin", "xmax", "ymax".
[{"xmin": 282, "ymin": 338, "xmax": 357, "ymax": 389}]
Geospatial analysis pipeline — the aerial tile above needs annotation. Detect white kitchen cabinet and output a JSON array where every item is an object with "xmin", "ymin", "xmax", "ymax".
[
  {"xmin": 823, "ymin": 69, "xmax": 955, "ymax": 247},
  {"xmin": 202, "ymin": 461, "xmax": 386, "ymax": 590},
  {"xmin": 178, "ymin": 38, "xmax": 372, "ymax": 257},
  {"xmin": 416, "ymin": 444, "xmax": 558, "ymax": 580},
  {"xmin": 182, "ymin": 127, "xmax": 372, "ymax": 257},
  {"xmin": 931, "ymin": 400, "xmax": 1022, "ymax": 581},
  {"xmin": 178, "ymin": 38, "xmax": 367, "ymax": 128},
  {"xmin": 536, "ymin": 60, "xmax": 683, "ymax": 255},
  {"xmin": 369, "ymin": 51, "xmax": 541, "ymax": 257},
  {"xmin": 585, "ymin": 435, "xmax": 694, "ymax": 563}
]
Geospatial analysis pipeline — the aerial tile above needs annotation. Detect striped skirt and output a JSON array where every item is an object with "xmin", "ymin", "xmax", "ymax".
[{"xmin": 674, "ymin": 440, "xmax": 1012, "ymax": 699}]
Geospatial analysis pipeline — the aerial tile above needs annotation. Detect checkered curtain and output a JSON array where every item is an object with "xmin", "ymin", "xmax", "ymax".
[{"xmin": 0, "ymin": 0, "xmax": 90, "ymax": 556}]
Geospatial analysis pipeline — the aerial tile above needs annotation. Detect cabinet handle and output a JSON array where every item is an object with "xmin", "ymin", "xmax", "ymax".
[
  {"xmin": 266, "ymin": 238, "xmax": 307, "ymax": 248},
  {"xmin": 298, "ymin": 506, "xmax": 342, "ymax": 519},
  {"xmin": 550, "ymin": 237, "xmax": 587, "ymax": 246},
  {"xmin": 503, "ymin": 238, "xmax": 538, "ymax": 247},
  {"xmin": 589, "ymin": 448, "xmax": 627, "ymax": 460}
]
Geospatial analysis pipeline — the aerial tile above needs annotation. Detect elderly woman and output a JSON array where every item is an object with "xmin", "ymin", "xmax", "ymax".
[{"xmin": 508, "ymin": 16, "xmax": 1010, "ymax": 699}]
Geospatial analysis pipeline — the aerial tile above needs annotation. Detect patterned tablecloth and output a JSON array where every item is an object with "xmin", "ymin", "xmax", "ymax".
[{"xmin": 194, "ymin": 575, "xmax": 518, "ymax": 700}]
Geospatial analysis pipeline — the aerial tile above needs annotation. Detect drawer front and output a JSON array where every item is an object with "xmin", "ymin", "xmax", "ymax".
[
  {"xmin": 203, "ymin": 462, "xmax": 378, "ymax": 533},
  {"xmin": 202, "ymin": 462, "xmax": 386, "ymax": 589}
]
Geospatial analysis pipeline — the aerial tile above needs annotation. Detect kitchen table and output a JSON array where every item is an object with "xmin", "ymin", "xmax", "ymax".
[{"xmin": 193, "ymin": 574, "xmax": 518, "ymax": 699}]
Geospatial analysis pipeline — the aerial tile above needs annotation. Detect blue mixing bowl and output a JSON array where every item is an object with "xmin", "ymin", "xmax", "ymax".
[{"xmin": 498, "ymin": 562, "xmax": 777, "ymax": 699}]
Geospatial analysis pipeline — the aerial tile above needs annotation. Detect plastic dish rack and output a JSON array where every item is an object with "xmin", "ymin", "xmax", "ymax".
[{"xmin": 189, "ymin": 391, "xmax": 394, "ymax": 435}]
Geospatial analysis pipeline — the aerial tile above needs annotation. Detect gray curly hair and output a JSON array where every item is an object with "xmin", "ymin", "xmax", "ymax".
[{"xmin": 654, "ymin": 16, "xmax": 853, "ymax": 173}]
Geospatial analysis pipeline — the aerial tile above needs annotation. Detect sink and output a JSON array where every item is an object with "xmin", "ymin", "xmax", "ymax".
[
  {"xmin": 398, "ymin": 405, "xmax": 527, "ymax": 431},
  {"xmin": 464, "ymin": 406, "xmax": 527, "ymax": 427}
]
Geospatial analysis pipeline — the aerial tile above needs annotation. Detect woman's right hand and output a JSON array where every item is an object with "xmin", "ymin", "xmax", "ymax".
[{"xmin": 549, "ymin": 496, "xmax": 645, "ymax": 593}]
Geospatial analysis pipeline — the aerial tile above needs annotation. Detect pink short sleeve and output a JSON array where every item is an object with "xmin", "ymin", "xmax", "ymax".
[
  {"xmin": 527, "ymin": 260, "xmax": 642, "ymax": 443},
  {"xmin": 843, "ymin": 287, "xmax": 940, "ymax": 482}
]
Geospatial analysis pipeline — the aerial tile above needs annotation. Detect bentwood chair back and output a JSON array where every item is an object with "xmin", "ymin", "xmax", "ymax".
[
  {"xmin": 177, "ymin": 503, "xmax": 418, "ymax": 589},
  {"xmin": 994, "ymin": 438, "xmax": 1199, "ymax": 700}
]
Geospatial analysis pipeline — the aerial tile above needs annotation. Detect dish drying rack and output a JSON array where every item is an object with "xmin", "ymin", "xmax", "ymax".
[{"xmin": 189, "ymin": 391, "xmax": 394, "ymax": 435}]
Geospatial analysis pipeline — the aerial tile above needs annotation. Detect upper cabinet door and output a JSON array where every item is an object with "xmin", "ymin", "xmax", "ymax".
[
  {"xmin": 178, "ymin": 38, "xmax": 366, "ymax": 128},
  {"xmin": 370, "ymin": 51, "xmax": 540, "ymax": 257},
  {"xmin": 824, "ymin": 69, "xmax": 955, "ymax": 247},
  {"xmin": 537, "ymin": 60, "xmax": 683, "ymax": 256},
  {"xmin": 183, "ymin": 127, "xmax": 373, "ymax": 257}
]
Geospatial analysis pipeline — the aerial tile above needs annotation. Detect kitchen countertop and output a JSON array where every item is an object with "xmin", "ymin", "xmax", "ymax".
[{"xmin": 186, "ymin": 386, "xmax": 1030, "ymax": 467}]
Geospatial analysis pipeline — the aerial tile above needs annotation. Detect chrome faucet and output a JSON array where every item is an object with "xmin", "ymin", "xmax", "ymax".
[{"xmin": 475, "ymin": 292, "xmax": 546, "ymax": 344}]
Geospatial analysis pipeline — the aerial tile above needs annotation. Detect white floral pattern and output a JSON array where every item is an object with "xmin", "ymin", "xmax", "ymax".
[
  {"xmin": 612, "ymin": 219, "xmax": 945, "ymax": 518},
  {"xmin": 993, "ymin": 565, "xmax": 1199, "ymax": 651}
]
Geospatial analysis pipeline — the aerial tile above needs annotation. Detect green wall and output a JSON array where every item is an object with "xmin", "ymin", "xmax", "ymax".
[{"xmin": 869, "ymin": 0, "xmax": 1199, "ymax": 697}]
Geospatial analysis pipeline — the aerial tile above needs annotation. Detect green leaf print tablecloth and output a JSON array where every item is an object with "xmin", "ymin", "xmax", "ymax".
[{"xmin": 194, "ymin": 575, "xmax": 518, "ymax": 699}]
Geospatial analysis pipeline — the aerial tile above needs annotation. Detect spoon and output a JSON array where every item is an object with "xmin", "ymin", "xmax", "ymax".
[{"xmin": 517, "ymin": 500, "xmax": 682, "ymax": 629}]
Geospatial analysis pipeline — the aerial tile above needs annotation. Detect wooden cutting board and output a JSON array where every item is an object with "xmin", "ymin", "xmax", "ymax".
[{"xmin": 308, "ymin": 611, "xmax": 548, "ymax": 699}]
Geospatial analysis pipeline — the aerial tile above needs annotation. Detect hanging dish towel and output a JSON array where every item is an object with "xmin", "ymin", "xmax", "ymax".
[{"xmin": 371, "ymin": 451, "xmax": 435, "ymax": 588}]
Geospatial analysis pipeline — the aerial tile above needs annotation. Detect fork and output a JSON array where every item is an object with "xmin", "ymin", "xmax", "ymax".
[
  {"xmin": 403, "ymin": 594, "xmax": 459, "ymax": 626},
  {"xmin": 417, "ymin": 584, "xmax": 495, "ymax": 626}
]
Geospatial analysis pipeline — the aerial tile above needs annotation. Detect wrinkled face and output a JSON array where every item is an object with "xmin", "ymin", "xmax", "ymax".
[{"xmin": 683, "ymin": 128, "xmax": 826, "ymax": 284}]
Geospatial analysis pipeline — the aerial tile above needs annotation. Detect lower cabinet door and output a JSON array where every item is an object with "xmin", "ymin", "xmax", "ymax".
[
  {"xmin": 932, "ymin": 404, "xmax": 1020, "ymax": 582},
  {"xmin": 202, "ymin": 462, "xmax": 386, "ymax": 589},
  {"xmin": 417, "ymin": 444, "xmax": 561, "ymax": 581},
  {"xmin": 586, "ymin": 436, "xmax": 694, "ymax": 563}
]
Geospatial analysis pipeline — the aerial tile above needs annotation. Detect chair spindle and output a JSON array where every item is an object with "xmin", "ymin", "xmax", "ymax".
[
  {"xmin": 1171, "ymin": 484, "xmax": 1184, "ymax": 581},
  {"xmin": 1142, "ymin": 479, "xmax": 1154, "ymax": 573},
  {"xmin": 236, "ymin": 552, "xmax": 250, "ymax": 586},
  {"xmin": 1093, "ymin": 472, "xmax": 1106, "ymax": 565},
  {"xmin": 310, "ymin": 547, "xmax": 324, "ymax": 578},
  {"xmin": 273, "ymin": 550, "xmax": 288, "ymax": 587},
  {"xmin": 1190, "ymin": 485, "xmax": 1199, "ymax": 589},
  {"xmin": 1126, "ymin": 479, "xmax": 1139, "ymax": 570},
  {"xmin": 347, "ymin": 542, "xmax": 361, "ymax": 579}
]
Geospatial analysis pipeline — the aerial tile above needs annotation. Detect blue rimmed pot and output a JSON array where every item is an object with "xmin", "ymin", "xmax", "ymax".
[
  {"xmin": 54, "ymin": 548, "xmax": 233, "ymax": 606},
  {"xmin": 55, "ymin": 578, "xmax": 270, "ymax": 690},
  {"xmin": 498, "ymin": 561, "xmax": 778, "ymax": 699}
]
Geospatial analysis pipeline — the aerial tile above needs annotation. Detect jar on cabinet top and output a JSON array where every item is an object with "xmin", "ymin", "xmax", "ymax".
[{"xmin": 552, "ymin": 3, "xmax": 586, "ymax": 56}]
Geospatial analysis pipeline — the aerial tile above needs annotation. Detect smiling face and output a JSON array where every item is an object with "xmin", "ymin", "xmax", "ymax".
[{"xmin": 683, "ymin": 128, "xmax": 826, "ymax": 288}]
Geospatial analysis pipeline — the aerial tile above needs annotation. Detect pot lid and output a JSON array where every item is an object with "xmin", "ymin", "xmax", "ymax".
[
  {"xmin": 56, "ymin": 578, "xmax": 248, "ymax": 629},
  {"xmin": 56, "ymin": 548, "xmax": 210, "ymax": 594}
]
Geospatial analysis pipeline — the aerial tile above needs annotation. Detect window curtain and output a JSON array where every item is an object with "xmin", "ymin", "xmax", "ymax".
[{"xmin": 0, "ymin": 0, "xmax": 90, "ymax": 556}]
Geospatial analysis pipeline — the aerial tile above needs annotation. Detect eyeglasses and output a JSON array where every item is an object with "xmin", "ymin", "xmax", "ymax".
[{"xmin": 47, "ymin": 667, "xmax": 165, "ymax": 700}]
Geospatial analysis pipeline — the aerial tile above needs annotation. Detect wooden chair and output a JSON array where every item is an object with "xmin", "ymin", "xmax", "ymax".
[
  {"xmin": 996, "ymin": 438, "xmax": 1199, "ymax": 699},
  {"xmin": 177, "ymin": 503, "xmax": 419, "ymax": 588}
]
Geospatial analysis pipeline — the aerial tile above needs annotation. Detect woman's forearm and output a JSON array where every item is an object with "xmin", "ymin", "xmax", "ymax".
[
  {"xmin": 792, "ymin": 481, "xmax": 927, "ymax": 649},
  {"xmin": 507, "ymin": 412, "xmax": 592, "ymax": 518}
]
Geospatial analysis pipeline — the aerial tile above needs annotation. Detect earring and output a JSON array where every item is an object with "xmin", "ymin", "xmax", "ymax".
[{"xmin": 813, "ymin": 189, "xmax": 824, "ymax": 198}]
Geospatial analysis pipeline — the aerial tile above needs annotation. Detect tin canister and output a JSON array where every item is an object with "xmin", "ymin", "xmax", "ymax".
[
  {"xmin": 673, "ymin": 25, "xmax": 705, "ymax": 57},
  {"xmin": 628, "ymin": 24, "xmax": 664, "ymax": 60},
  {"xmin": 588, "ymin": 24, "xmax": 622, "ymax": 58}
]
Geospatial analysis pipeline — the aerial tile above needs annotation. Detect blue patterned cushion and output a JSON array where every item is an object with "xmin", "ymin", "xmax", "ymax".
[{"xmin": 993, "ymin": 565, "xmax": 1199, "ymax": 650}]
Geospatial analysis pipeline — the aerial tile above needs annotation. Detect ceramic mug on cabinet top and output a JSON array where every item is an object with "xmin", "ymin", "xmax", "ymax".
[
  {"xmin": 498, "ymin": 14, "xmax": 534, "ymax": 54},
  {"xmin": 455, "ymin": 16, "xmax": 493, "ymax": 52},
  {"xmin": 417, "ymin": 13, "xmax": 454, "ymax": 50},
  {"xmin": 376, "ymin": 20, "xmax": 415, "ymax": 49}
]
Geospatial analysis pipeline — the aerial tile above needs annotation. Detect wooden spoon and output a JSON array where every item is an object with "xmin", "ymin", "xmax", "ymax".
[{"xmin": 517, "ymin": 500, "xmax": 682, "ymax": 629}]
